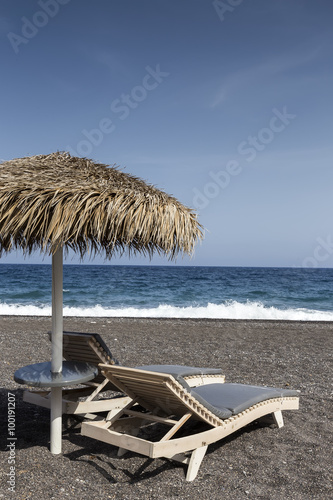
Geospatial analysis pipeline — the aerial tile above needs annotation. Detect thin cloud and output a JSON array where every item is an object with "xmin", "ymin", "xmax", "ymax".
[
  {"xmin": 80, "ymin": 45, "xmax": 132, "ymax": 78},
  {"xmin": 210, "ymin": 45, "xmax": 324, "ymax": 109}
]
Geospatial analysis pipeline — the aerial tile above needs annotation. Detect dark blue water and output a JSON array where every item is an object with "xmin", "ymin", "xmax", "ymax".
[{"xmin": 0, "ymin": 264, "xmax": 332, "ymax": 320}]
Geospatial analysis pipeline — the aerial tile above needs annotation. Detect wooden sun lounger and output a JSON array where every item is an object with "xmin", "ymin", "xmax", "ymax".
[
  {"xmin": 23, "ymin": 332, "xmax": 225, "ymax": 416},
  {"xmin": 81, "ymin": 365, "xmax": 300, "ymax": 481}
]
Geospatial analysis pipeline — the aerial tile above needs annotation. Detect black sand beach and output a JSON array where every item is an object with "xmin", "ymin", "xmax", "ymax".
[{"xmin": 0, "ymin": 317, "xmax": 332, "ymax": 499}]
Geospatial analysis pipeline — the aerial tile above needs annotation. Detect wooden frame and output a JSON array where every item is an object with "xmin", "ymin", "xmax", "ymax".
[{"xmin": 81, "ymin": 365, "xmax": 300, "ymax": 481}]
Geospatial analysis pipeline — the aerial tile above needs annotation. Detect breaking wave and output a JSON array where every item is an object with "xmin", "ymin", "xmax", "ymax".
[{"xmin": 1, "ymin": 300, "xmax": 333, "ymax": 321}]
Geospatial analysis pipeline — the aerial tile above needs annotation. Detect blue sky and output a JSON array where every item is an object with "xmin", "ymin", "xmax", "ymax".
[{"xmin": 1, "ymin": 0, "xmax": 332, "ymax": 268}]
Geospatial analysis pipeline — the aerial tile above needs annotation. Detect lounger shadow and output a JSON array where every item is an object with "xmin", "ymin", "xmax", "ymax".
[
  {"xmin": 81, "ymin": 364, "xmax": 300, "ymax": 481},
  {"xmin": 23, "ymin": 331, "xmax": 225, "ymax": 416}
]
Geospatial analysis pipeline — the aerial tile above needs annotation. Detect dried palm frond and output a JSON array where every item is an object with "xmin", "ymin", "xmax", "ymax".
[{"xmin": 0, "ymin": 152, "xmax": 203, "ymax": 259}]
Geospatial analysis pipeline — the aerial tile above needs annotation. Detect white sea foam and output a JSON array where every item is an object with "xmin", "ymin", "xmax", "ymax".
[{"xmin": 1, "ymin": 300, "xmax": 333, "ymax": 321}]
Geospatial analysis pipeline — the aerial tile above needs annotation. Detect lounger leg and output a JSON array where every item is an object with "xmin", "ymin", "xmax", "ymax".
[
  {"xmin": 117, "ymin": 447, "xmax": 127, "ymax": 457},
  {"xmin": 186, "ymin": 445, "xmax": 208, "ymax": 481},
  {"xmin": 117, "ymin": 428, "xmax": 140, "ymax": 457},
  {"xmin": 272, "ymin": 410, "xmax": 284, "ymax": 428},
  {"xmin": 85, "ymin": 378, "xmax": 110, "ymax": 402}
]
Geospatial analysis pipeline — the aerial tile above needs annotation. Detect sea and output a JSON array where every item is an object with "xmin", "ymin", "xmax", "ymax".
[{"xmin": 0, "ymin": 264, "xmax": 333, "ymax": 321}]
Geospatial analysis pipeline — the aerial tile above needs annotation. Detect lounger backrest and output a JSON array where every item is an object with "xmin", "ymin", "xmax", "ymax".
[
  {"xmin": 99, "ymin": 364, "xmax": 224, "ymax": 427},
  {"xmin": 62, "ymin": 332, "xmax": 120, "ymax": 385}
]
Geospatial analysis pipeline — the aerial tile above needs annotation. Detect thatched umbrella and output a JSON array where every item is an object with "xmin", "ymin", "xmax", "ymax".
[{"xmin": 0, "ymin": 152, "xmax": 203, "ymax": 453}]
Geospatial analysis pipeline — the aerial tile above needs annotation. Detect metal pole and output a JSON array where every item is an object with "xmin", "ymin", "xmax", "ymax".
[{"xmin": 50, "ymin": 247, "xmax": 63, "ymax": 454}]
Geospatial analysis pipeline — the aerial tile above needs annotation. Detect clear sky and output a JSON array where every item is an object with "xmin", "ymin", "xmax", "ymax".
[{"xmin": 1, "ymin": 0, "xmax": 332, "ymax": 268}]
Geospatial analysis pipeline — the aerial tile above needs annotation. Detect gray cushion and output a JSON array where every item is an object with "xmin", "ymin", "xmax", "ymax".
[
  {"xmin": 135, "ymin": 365, "xmax": 223, "ymax": 392},
  {"xmin": 191, "ymin": 383, "xmax": 300, "ymax": 418}
]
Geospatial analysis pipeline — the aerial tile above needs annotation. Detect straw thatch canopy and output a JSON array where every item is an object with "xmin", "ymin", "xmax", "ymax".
[{"xmin": 0, "ymin": 152, "xmax": 203, "ymax": 259}]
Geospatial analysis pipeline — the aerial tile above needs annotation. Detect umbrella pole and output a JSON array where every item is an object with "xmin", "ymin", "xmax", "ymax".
[{"xmin": 50, "ymin": 247, "xmax": 63, "ymax": 454}]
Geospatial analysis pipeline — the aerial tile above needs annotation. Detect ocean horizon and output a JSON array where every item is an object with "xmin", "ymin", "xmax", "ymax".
[{"xmin": 0, "ymin": 263, "xmax": 332, "ymax": 321}]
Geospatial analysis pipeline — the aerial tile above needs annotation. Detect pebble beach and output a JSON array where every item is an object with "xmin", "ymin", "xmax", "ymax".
[{"xmin": 0, "ymin": 316, "xmax": 332, "ymax": 499}]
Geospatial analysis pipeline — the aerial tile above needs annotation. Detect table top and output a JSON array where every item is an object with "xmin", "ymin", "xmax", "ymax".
[{"xmin": 14, "ymin": 361, "xmax": 98, "ymax": 388}]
